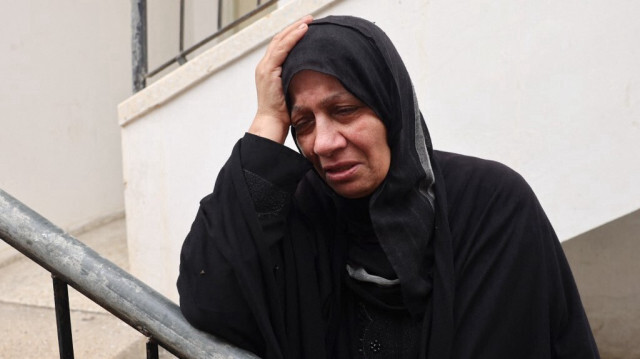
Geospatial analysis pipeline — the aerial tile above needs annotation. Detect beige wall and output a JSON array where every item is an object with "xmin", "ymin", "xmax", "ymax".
[{"xmin": 0, "ymin": 2, "xmax": 130, "ymax": 234}]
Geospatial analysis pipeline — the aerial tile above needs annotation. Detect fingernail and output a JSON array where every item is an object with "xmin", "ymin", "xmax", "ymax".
[{"xmin": 298, "ymin": 23, "xmax": 307, "ymax": 30}]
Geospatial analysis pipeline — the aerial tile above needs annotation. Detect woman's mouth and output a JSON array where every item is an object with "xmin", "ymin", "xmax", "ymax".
[{"xmin": 323, "ymin": 163, "xmax": 359, "ymax": 182}]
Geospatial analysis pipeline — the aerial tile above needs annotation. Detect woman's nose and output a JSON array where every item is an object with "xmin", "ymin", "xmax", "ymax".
[{"xmin": 313, "ymin": 118, "xmax": 346, "ymax": 157}]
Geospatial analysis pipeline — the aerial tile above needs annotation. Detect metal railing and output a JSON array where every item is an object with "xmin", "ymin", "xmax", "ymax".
[
  {"xmin": 132, "ymin": 0, "xmax": 278, "ymax": 92},
  {"xmin": 0, "ymin": 189, "xmax": 258, "ymax": 359}
]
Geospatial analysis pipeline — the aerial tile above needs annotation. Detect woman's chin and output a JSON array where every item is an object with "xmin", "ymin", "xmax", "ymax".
[{"xmin": 329, "ymin": 182, "xmax": 376, "ymax": 199}]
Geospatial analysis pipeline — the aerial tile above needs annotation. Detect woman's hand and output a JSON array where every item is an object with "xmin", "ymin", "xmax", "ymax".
[{"xmin": 248, "ymin": 15, "xmax": 313, "ymax": 144}]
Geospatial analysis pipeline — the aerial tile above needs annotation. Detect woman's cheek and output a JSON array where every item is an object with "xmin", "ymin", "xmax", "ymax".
[{"xmin": 297, "ymin": 136, "xmax": 314, "ymax": 159}]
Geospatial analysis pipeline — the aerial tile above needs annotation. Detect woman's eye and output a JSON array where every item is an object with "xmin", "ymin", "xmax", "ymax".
[
  {"xmin": 293, "ymin": 118, "xmax": 314, "ymax": 134},
  {"xmin": 335, "ymin": 106, "xmax": 358, "ymax": 116}
]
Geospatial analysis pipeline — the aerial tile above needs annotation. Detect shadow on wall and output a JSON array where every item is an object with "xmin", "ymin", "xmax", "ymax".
[{"xmin": 562, "ymin": 209, "xmax": 640, "ymax": 359}]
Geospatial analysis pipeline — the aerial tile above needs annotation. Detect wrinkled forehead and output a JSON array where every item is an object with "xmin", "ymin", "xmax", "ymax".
[
  {"xmin": 281, "ymin": 21, "xmax": 397, "ymax": 132},
  {"xmin": 288, "ymin": 70, "xmax": 354, "ymax": 108}
]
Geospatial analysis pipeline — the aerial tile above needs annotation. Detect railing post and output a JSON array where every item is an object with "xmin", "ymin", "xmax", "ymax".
[
  {"xmin": 52, "ymin": 275, "xmax": 75, "ymax": 359},
  {"xmin": 131, "ymin": 0, "xmax": 148, "ymax": 92},
  {"xmin": 217, "ymin": 0, "xmax": 223, "ymax": 30},
  {"xmin": 146, "ymin": 338, "xmax": 159, "ymax": 359}
]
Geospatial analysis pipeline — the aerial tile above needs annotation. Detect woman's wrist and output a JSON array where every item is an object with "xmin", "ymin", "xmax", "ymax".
[{"xmin": 248, "ymin": 115, "xmax": 289, "ymax": 144}]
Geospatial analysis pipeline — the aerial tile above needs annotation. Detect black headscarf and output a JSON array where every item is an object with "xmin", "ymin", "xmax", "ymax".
[
  {"xmin": 282, "ymin": 15, "xmax": 444, "ymax": 319},
  {"xmin": 280, "ymin": 15, "xmax": 457, "ymax": 357}
]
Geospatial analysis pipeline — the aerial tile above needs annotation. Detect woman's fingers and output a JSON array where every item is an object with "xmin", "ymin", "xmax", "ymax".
[
  {"xmin": 250, "ymin": 15, "xmax": 312, "ymax": 144},
  {"xmin": 264, "ymin": 15, "xmax": 312, "ymax": 67},
  {"xmin": 258, "ymin": 15, "xmax": 311, "ymax": 81}
]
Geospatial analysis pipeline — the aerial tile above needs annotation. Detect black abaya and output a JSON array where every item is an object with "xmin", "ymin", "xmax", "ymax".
[{"xmin": 177, "ymin": 16, "xmax": 599, "ymax": 359}]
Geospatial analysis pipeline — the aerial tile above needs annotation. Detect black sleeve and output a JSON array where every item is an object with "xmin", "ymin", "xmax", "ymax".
[
  {"xmin": 177, "ymin": 133, "xmax": 310, "ymax": 357},
  {"xmin": 240, "ymin": 133, "xmax": 311, "ymax": 249}
]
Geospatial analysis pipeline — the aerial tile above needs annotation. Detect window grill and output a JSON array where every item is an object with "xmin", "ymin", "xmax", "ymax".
[{"xmin": 132, "ymin": 0, "xmax": 278, "ymax": 92}]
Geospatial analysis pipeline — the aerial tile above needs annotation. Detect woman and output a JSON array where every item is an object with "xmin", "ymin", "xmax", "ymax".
[{"xmin": 177, "ymin": 15, "xmax": 599, "ymax": 358}]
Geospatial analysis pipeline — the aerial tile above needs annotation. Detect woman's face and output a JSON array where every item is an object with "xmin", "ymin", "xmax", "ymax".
[{"xmin": 289, "ymin": 70, "xmax": 391, "ymax": 198}]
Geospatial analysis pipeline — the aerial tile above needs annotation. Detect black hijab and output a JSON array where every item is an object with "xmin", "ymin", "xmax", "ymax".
[
  {"xmin": 281, "ymin": 15, "xmax": 456, "ymax": 357},
  {"xmin": 282, "ymin": 15, "xmax": 444, "ymax": 319}
]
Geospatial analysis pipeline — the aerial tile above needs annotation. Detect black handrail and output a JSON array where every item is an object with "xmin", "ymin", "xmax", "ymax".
[{"xmin": 0, "ymin": 189, "xmax": 258, "ymax": 359}]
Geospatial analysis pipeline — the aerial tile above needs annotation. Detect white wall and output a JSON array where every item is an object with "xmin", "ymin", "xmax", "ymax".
[
  {"xmin": 0, "ymin": 2, "xmax": 131, "ymax": 233},
  {"xmin": 119, "ymin": 0, "xmax": 640, "ymax": 300}
]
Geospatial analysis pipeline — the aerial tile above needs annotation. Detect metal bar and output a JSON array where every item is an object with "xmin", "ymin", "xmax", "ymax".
[
  {"xmin": 176, "ymin": 0, "xmax": 187, "ymax": 65},
  {"xmin": 179, "ymin": 0, "xmax": 185, "ymax": 52},
  {"xmin": 217, "ymin": 0, "xmax": 223, "ymax": 30},
  {"xmin": 146, "ymin": 339, "xmax": 159, "ymax": 359},
  {"xmin": 0, "ymin": 189, "xmax": 258, "ymax": 359},
  {"xmin": 146, "ymin": 0, "xmax": 277, "ymax": 78},
  {"xmin": 52, "ymin": 276, "xmax": 75, "ymax": 359},
  {"xmin": 131, "ymin": 0, "xmax": 148, "ymax": 92},
  {"xmin": 189, "ymin": 0, "xmax": 276, "ymax": 57}
]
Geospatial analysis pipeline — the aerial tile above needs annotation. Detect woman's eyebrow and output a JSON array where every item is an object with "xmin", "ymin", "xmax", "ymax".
[
  {"xmin": 320, "ymin": 91, "xmax": 351, "ymax": 107},
  {"xmin": 291, "ymin": 91, "xmax": 351, "ymax": 115}
]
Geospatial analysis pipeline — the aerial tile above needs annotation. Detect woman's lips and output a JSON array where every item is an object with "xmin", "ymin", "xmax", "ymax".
[{"xmin": 323, "ymin": 162, "xmax": 359, "ymax": 182}]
